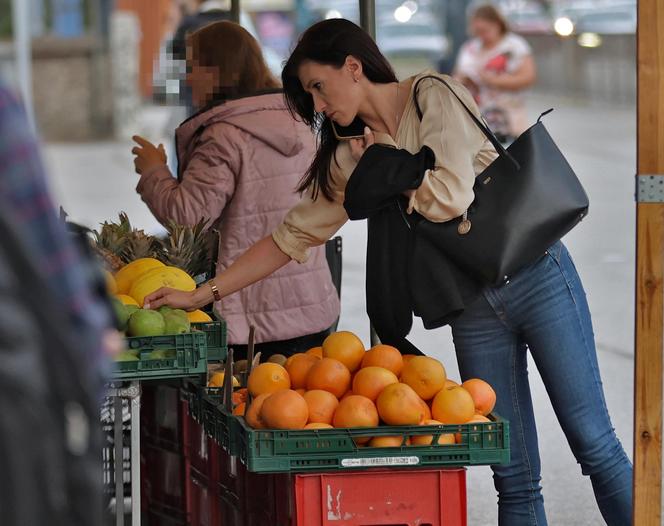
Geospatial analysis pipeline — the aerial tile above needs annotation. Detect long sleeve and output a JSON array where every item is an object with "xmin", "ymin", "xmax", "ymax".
[
  {"xmin": 408, "ymin": 77, "xmax": 495, "ymax": 222},
  {"xmin": 272, "ymin": 142, "xmax": 352, "ymax": 263},
  {"xmin": 136, "ymin": 124, "xmax": 238, "ymax": 228}
]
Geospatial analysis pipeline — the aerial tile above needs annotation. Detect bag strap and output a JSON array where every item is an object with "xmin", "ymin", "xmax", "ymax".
[{"xmin": 412, "ymin": 75, "xmax": 520, "ymax": 170}]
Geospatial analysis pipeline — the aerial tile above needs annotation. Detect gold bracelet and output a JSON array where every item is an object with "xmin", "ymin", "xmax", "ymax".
[{"xmin": 208, "ymin": 280, "xmax": 221, "ymax": 302}]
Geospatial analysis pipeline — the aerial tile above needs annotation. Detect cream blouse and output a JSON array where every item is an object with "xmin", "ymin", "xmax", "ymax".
[{"xmin": 272, "ymin": 71, "xmax": 499, "ymax": 263}]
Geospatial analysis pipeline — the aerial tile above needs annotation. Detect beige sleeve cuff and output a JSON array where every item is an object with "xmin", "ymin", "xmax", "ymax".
[{"xmin": 272, "ymin": 225, "xmax": 311, "ymax": 264}]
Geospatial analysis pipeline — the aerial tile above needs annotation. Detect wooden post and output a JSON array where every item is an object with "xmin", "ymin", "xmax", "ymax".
[{"xmin": 634, "ymin": 0, "xmax": 664, "ymax": 523}]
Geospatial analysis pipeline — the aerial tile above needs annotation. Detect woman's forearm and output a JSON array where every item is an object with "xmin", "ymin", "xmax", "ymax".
[
  {"xmin": 488, "ymin": 56, "xmax": 536, "ymax": 91},
  {"xmin": 192, "ymin": 235, "xmax": 291, "ymax": 307}
]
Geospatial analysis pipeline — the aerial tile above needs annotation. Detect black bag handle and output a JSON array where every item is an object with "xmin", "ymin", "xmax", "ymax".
[{"xmin": 412, "ymin": 75, "xmax": 521, "ymax": 170}]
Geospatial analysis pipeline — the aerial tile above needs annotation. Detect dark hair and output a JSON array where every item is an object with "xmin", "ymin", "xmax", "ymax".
[
  {"xmin": 189, "ymin": 21, "xmax": 280, "ymax": 101},
  {"xmin": 471, "ymin": 4, "xmax": 510, "ymax": 35},
  {"xmin": 282, "ymin": 19, "xmax": 397, "ymax": 201}
]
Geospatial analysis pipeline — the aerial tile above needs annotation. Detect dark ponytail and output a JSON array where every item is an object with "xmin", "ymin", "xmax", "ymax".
[{"xmin": 282, "ymin": 19, "xmax": 397, "ymax": 201}]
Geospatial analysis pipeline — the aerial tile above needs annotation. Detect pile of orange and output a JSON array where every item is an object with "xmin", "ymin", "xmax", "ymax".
[{"xmin": 234, "ymin": 331, "xmax": 497, "ymax": 446}]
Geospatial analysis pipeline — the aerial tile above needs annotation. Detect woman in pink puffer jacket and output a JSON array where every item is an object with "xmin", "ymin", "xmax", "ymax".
[{"xmin": 131, "ymin": 21, "xmax": 340, "ymax": 357}]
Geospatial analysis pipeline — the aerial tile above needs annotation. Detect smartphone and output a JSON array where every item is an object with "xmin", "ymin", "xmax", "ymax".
[{"xmin": 331, "ymin": 117, "xmax": 367, "ymax": 140}]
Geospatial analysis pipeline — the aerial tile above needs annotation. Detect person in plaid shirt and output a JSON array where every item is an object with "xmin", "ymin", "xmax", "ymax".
[
  {"xmin": 0, "ymin": 82, "xmax": 115, "ymax": 379},
  {"xmin": 0, "ymin": 79, "xmax": 119, "ymax": 525}
]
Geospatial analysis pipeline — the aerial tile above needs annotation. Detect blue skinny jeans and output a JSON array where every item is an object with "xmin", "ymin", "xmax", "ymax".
[{"xmin": 450, "ymin": 241, "xmax": 633, "ymax": 526}]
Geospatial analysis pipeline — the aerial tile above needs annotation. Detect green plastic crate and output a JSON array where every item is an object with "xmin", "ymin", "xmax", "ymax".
[
  {"xmin": 192, "ymin": 320, "xmax": 227, "ymax": 362},
  {"xmin": 209, "ymin": 400, "xmax": 510, "ymax": 473},
  {"xmin": 113, "ymin": 332, "xmax": 207, "ymax": 381}
]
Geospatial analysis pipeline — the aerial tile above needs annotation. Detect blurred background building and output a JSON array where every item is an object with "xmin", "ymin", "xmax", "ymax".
[{"xmin": 0, "ymin": 0, "xmax": 636, "ymax": 141}]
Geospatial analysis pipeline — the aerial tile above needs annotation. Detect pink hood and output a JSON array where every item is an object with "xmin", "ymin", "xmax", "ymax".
[{"xmin": 175, "ymin": 92, "xmax": 305, "ymax": 165}]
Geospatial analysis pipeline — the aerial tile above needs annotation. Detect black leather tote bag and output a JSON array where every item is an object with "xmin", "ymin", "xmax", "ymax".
[{"xmin": 411, "ymin": 76, "xmax": 589, "ymax": 286}]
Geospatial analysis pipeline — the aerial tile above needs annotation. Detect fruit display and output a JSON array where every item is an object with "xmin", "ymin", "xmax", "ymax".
[
  {"xmin": 226, "ymin": 331, "xmax": 497, "ymax": 448},
  {"xmin": 93, "ymin": 212, "xmax": 213, "ymax": 278}
]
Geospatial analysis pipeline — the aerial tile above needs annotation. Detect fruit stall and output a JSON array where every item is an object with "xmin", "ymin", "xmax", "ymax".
[{"xmin": 93, "ymin": 209, "xmax": 511, "ymax": 526}]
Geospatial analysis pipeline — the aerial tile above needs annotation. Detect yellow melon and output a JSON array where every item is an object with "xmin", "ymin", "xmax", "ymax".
[
  {"xmin": 115, "ymin": 258, "xmax": 165, "ymax": 295},
  {"xmin": 129, "ymin": 266, "xmax": 196, "ymax": 306},
  {"xmin": 104, "ymin": 270, "xmax": 117, "ymax": 294},
  {"xmin": 187, "ymin": 309, "xmax": 213, "ymax": 323},
  {"xmin": 115, "ymin": 294, "xmax": 139, "ymax": 306}
]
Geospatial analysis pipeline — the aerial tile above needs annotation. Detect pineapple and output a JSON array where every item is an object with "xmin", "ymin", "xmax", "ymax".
[
  {"xmin": 122, "ymin": 229, "xmax": 157, "ymax": 262},
  {"xmin": 155, "ymin": 218, "xmax": 215, "ymax": 278},
  {"xmin": 93, "ymin": 245, "xmax": 126, "ymax": 272},
  {"xmin": 92, "ymin": 212, "xmax": 133, "ymax": 270}
]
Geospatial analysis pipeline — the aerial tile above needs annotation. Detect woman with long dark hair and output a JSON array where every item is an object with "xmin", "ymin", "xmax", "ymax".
[{"xmin": 143, "ymin": 19, "xmax": 632, "ymax": 525}]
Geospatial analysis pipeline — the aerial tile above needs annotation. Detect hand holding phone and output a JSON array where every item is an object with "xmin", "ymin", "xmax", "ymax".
[
  {"xmin": 349, "ymin": 126, "xmax": 375, "ymax": 162},
  {"xmin": 331, "ymin": 118, "xmax": 367, "ymax": 140}
]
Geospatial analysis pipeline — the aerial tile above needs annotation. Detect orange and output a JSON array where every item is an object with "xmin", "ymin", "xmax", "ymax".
[
  {"xmin": 340, "ymin": 390, "xmax": 354, "ymax": 401},
  {"xmin": 247, "ymin": 363, "xmax": 290, "ymax": 397},
  {"xmin": 455, "ymin": 415, "xmax": 491, "ymax": 443},
  {"xmin": 304, "ymin": 422, "xmax": 333, "ymax": 430},
  {"xmin": 244, "ymin": 393, "xmax": 271, "ymax": 429},
  {"xmin": 232, "ymin": 388, "xmax": 247, "ymax": 406},
  {"xmin": 402, "ymin": 354, "xmax": 416, "ymax": 367},
  {"xmin": 295, "ymin": 388, "xmax": 306, "ymax": 396},
  {"xmin": 303, "ymin": 390, "xmax": 339, "ymax": 424},
  {"xmin": 431, "ymin": 386, "xmax": 475, "ymax": 424},
  {"xmin": 306, "ymin": 358, "xmax": 351, "ymax": 398},
  {"xmin": 461, "ymin": 378, "xmax": 496, "ymax": 416},
  {"xmin": 322, "ymin": 331, "xmax": 365, "ymax": 372},
  {"xmin": 419, "ymin": 397, "xmax": 432, "ymax": 422},
  {"xmin": 352, "ymin": 366, "xmax": 399, "ymax": 402},
  {"xmin": 306, "ymin": 346, "xmax": 323, "ymax": 359},
  {"xmin": 411, "ymin": 419, "xmax": 455, "ymax": 445},
  {"xmin": 376, "ymin": 383, "xmax": 425, "ymax": 425},
  {"xmin": 361, "ymin": 345, "xmax": 404, "ymax": 376},
  {"xmin": 368, "ymin": 435, "xmax": 410, "ymax": 447},
  {"xmin": 260, "ymin": 389, "xmax": 309, "ymax": 430},
  {"xmin": 332, "ymin": 395, "xmax": 379, "ymax": 444},
  {"xmin": 285, "ymin": 353, "xmax": 319, "ymax": 390},
  {"xmin": 233, "ymin": 402, "xmax": 246, "ymax": 416},
  {"xmin": 208, "ymin": 372, "xmax": 240, "ymax": 388},
  {"xmin": 445, "ymin": 379, "xmax": 460, "ymax": 389},
  {"xmin": 400, "ymin": 356, "xmax": 447, "ymax": 401}
]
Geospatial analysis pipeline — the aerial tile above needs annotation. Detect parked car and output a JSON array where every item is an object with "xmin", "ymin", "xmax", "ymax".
[{"xmin": 376, "ymin": 16, "xmax": 448, "ymax": 62}]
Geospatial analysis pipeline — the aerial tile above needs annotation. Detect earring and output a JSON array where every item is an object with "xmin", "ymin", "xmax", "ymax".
[{"xmin": 353, "ymin": 76, "xmax": 359, "ymax": 83}]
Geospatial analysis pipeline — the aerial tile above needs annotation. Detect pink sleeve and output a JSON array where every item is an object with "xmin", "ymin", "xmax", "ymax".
[{"xmin": 136, "ymin": 125, "xmax": 237, "ymax": 228}]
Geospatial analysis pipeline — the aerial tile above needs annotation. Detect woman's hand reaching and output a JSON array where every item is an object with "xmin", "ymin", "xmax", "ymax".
[
  {"xmin": 132, "ymin": 135, "xmax": 167, "ymax": 175},
  {"xmin": 349, "ymin": 126, "xmax": 375, "ymax": 162},
  {"xmin": 143, "ymin": 287, "xmax": 200, "ymax": 311}
]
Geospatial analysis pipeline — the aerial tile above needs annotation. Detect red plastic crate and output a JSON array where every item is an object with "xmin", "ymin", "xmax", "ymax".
[
  {"xmin": 183, "ymin": 398, "xmax": 211, "ymax": 478},
  {"xmin": 141, "ymin": 383, "xmax": 183, "ymax": 450},
  {"xmin": 142, "ymin": 443, "xmax": 187, "ymax": 513},
  {"xmin": 215, "ymin": 439, "xmax": 466, "ymax": 526},
  {"xmin": 189, "ymin": 471, "xmax": 213, "ymax": 526},
  {"xmin": 293, "ymin": 468, "xmax": 467, "ymax": 526}
]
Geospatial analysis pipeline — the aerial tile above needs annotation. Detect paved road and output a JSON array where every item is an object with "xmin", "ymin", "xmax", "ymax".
[{"xmin": 44, "ymin": 93, "xmax": 637, "ymax": 525}]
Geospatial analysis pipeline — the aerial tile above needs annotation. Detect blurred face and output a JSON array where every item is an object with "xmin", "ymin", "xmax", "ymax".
[
  {"xmin": 298, "ymin": 58, "xmax": 363, "ymax": 126},
  {"xmin": 471, "ymin": 17, "xmax": 503, "ymax": 46},
  {"xmin": 186, "ymin": 58, "xmax": 220, "ymax": 109}
]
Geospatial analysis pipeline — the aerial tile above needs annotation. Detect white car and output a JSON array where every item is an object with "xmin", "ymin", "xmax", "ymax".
[{"xmin": 376, "ymin": 18, "xmax": 448, "ymax": 62}]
